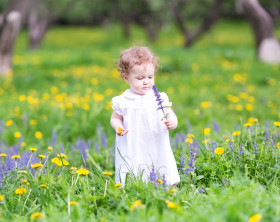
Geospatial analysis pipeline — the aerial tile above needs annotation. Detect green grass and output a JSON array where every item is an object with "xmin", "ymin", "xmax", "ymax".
[{"xmin": 0, "ymin": 20, "xmax": 279, "ymax": 221}]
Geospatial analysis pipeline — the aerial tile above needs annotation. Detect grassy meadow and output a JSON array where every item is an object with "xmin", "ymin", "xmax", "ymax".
[{"xmin": 0, "ymin": 20, "xmax": 280, "ymax": 221}]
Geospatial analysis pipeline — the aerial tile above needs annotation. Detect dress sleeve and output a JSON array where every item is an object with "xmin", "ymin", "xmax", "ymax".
[
  {"xmin": 111, "ymin": 96, "xmax": 123, "ymax": 115},
  {"xmin": 160, "ymin": 92, "xmax": 172, "ymax": 107}
]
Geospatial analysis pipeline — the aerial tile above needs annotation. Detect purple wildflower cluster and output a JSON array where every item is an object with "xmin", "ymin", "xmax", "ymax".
[
  {"xmin": 178, "ymin": 143, "xmax": 197, "ymax": 177},
  {"xmin": 149, "ymin": 168, "xmax": 168, "ymax": 191},
  {"xmin": 228, "ymin": 139, "xmax": 234, "ymax": 152},
  {"xmin": 199, "ymin": 185, "xmax": 205, "ymax": 193},
  {"xmin": 211, "ymin": 141, "xmax": 216, "ymax": 153}
]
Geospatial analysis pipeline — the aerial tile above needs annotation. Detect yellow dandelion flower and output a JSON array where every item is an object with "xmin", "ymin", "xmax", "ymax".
[
  {"xmin": 204, "ymin": 128, "xmax": 211, "ymax": 135},
  {"xmin": 187, "ymin": 134, "xmax": 195, "ymax": 138},
  {"xmin": 102, "ymin": 171, "xmax": 113, "ymax": 176},
  {"xmin": 29, "ymin": 147, "xmax": 37, "ymax": 152},
  {"xmin": 171, "ymin": 189, "xmax": 177, "ymax": 193},
  {"xmin": 0, "ymin": 195, "xmax": 4, "ymax": 201},
  {"xmin": 14, "ymin": 132, "xmax": 21, "ymax": 138},
  {"xmin": 215, "ymin": 147, "xmax": 224, "ymax": 155},
  {"xmin": 118, "ymin": 126, "xmax": 123, "ymax": 133},
  {"xmin": 226, "ymin": 139, "xmax": 234, "ymax": 143},
  {"xmin": 70, "ymin": 201, "xmax": 79, "ymax": 206},
  {"xmin": 38, "ymin": 154, "xmax": 46, "ymax": 159},
  {"xmin": 29, "ymin": 120, "xmax": 38, "ymax": 125},
  {"xmin": 51, "ymin": 157, "xmax": 62, "ymax": 166},
  {"xmin": 232, "ymin": 131, "xmax": 241, "ymax": 136},
  {"xmin": 130, "ymin": 200, "xmax": 145, "ymax": 210},
  {"xmin": 247, "ymin": 117, "xmax": 258, "ymax": 123},
  {"xmin": 30, "ymin": 212, "xmax": 44, "ymax": 220},
  {"xmin": 40, "ymin": 184, "xmax": 47, "ymax": 188},
  {"xmin": 277, "ymin": 142, "xmax": 280, "ymax": 149},
  {"xmin": 114, "ymin": 183, "xmax": 122, "ymax": 187},
  {"xmin": 93, "ymin": 92, "xmax": 104, "ymax": 102},
  {"xmin": 245, "ymin": 104, "xmax": 253, "ymax": 111},
  {"xmin": 31, "ymin": 163, "xmax": 43, "ymax": 168},
  {"xmin": 62, "ymin": 159, "xmax": 69, "ymax": 166},
  {"xmin": 200, "ymin": 101, "xmax": 212, "ymax": 109},
  {"xmin": 48, "ymin": 146, "xmax": 53, "ymax": 151},
  {"xmin": 166, "ymin": 200, "xmax": 177, "ymax": 208},
  {"xmin": 202, "ymin": 139, "xmax": 209, "ymax": 144},
  {"xmin": 15, "ymin": 187, "xmax": 27, "ymax": 195},
  {"xmin": 5, "ymin": 120, "xmax": 13, "ymax": 127},
  {"xmin": 17, "ymin": 170, "xmax": 27, "ymax": 174},
  {"xmin": 70, "ymin": 167, "xmax": 77, "ymax": 171},
  {"xmin": 274, "ymin": 121, "xmax": 280, "ymax": 127},
  {"xmin": 22, "ymin": 179, "xmax": 27, "ymax": 183},
  {"xmin": 248, "ymin": 213, "xmax": 262, "ymax": 222},
  {"xmin": 35, "ymin": 131, "xmax": 43, "ymax": 139},
  {"xmin": 57, "ymin": 153, "xmax": 67, "ymax": 158},
  {"xmin": 244, "ymin": 123, "xmax": 253, "ymax": 127},
  {"xmin": 0, "ymin": 153, "xmax": 7, "ymax": 157},
  {"xmin": 76, "ymin": 168, "xmax": 89, "ymax": 175},
  {"xmin": 21, "ymin": 142, "xmax": 26, "ymax": 147},
  {"xmin": 11, "ymin": 155, "xmax": 20, "ymax": 160},
  {"xmin": 185, "ymin": 137, "xmax": 193, "ymax": 144},
  {"xmin": 157, "ymin": 179, "xmax": 163, "ymax": 184}
]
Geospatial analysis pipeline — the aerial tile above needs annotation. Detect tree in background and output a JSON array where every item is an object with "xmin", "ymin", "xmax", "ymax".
[
  {"xmin": 237, "ymin": 0, "xmax": 280, "ymax": 63},
  {"xmin": 28, "ymin": 0, "xmax": 78, "ymax": 49},
  {"xmin": 0, "ymin": 0, "xmax": 32, "ymax": 75}
]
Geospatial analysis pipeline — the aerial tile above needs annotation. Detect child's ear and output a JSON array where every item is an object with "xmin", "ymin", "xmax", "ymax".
[{"xmin": 122, "ymin": 73, "xmax": 129, "ymax": 83}]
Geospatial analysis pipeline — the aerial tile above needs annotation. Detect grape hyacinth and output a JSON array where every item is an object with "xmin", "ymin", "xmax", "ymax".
[{"xmin": 152, "ymin": 85, "xmax": 167, "ymax": 120}]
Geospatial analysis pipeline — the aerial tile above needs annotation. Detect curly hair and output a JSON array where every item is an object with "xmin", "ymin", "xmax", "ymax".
[{"xmin": 117, "ymin": 46, "xmax": 158, "ymax": 76}]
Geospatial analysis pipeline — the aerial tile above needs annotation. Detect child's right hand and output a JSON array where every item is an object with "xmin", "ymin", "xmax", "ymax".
[{"xmin": 116, "ymin": 126, "xmax": 128, "ymax": 136}]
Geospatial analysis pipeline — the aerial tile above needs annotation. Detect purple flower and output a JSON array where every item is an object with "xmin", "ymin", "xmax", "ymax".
[
  {"xmin": 211, "ymin": 141, "xmax": 216, "ymax": 153},
  {"xmin": 101, "ymin": 131, "xmax": 107, "ymax": 147},
  {"xmin": 213, "ymin": 120, "xmax": 220, "ymax": 133},
  {"xmin": 239, "ymin": 144, "xmax": 244, "ymax": 158},
  {"xmin": 185, "ymin": 144, "xmax": 196, "ymax": 174},
  {"xmin": 199, "ymin": 185, "xmax": 205, "ymax": 193},
  {"xmin": 223, "ymin": 176, "xmax": 227, "ymax": 186},
  {"xmin": 152, "ymin": 85, "xmax": 167, "ymax": 120},
  {"xmin": 178, "ymin": 154, "xmax": 185, "ymax": 174},
  {"xmin": 150, "ymin": 168, "xmax": 157, "ymax": 182},
  {"xmin": 253, "ymin": 141, "xmax": 258, "ymax": 154},
  {"xmin": 228, "ymin": 139, "xmax": 234, "ymax": 152},
  {"xmin": 162, "ymin": 174, "xmax": 168, "ymax": 191}
]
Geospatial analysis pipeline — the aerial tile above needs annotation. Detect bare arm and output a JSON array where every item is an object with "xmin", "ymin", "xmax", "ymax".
[
  {"xmin": 110, "ymin": 111, "xmax": 128, "ymax": 136},
  {"xmin": 164, "ymin": 108, "xmax": 178, "ymax": 130}
]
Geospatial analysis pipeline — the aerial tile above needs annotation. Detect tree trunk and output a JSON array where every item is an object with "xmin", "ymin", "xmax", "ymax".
[
  {"xmin": 0, "ymin": 0, "xmax": 33, "ymax": 75},
  {"xmin": 28, "ymin": 4, "xmax": 49, "ymax": 50},
  {"xmin": 0, "ymin": 11, "xmax": 21, "ymax": 75},
  {"xmin": 172, "ymin": 0, "xmax": 222, "ymax": 48},
  {"xmin": 237, "ymin": 0, "xmax": 280, "ymax": 63}
]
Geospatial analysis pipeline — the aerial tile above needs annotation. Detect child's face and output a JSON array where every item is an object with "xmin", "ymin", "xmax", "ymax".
[{"xmin": 123, "ymin": 62, "xmax": 155, "ymax": 96}]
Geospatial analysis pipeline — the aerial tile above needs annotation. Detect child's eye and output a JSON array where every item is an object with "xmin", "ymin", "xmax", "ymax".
[
  {"xmin": 137, "ymin": 77, "xmax": 143, "ymax": 80},
  {"xmin": 149, "ymin": 76, "xmax": 153, "ymax": 79}
]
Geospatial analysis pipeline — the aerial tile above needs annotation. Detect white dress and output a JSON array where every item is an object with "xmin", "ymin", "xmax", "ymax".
[{"xmin": 112, "ymin": 89, "xmax": 180, "ymax": 185}]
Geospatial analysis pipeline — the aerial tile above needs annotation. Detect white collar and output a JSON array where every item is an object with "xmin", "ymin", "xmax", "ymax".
[{"xmin": 123, "ymin": 89, "xmax": 154, "ymax": 99}]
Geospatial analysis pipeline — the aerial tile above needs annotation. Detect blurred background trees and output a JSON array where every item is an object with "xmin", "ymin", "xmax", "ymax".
[{"xmin": 0, "ymin": 0, "xmax": 280, "ymax": 75}]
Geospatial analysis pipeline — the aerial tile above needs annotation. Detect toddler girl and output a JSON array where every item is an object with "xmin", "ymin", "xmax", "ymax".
[{"xmin": 110, "ymin": 46, "xmax": 180, "ymax": 185}]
